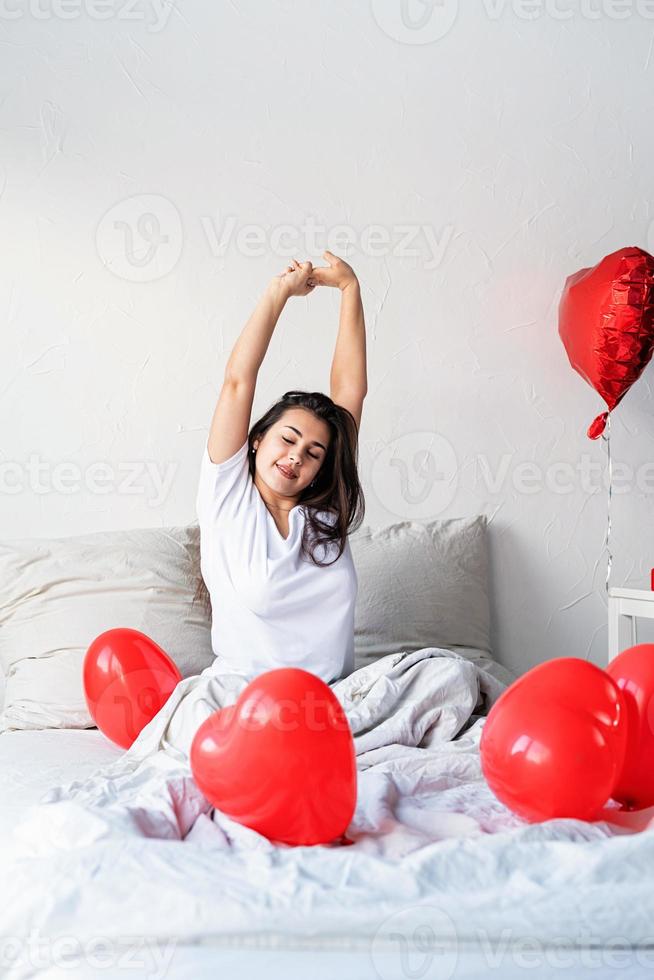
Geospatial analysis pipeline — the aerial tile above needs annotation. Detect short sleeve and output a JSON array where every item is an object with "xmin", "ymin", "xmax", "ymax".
[{"xmin": 195, "ymin": 438, "xmax": 250, "ymax": 527}]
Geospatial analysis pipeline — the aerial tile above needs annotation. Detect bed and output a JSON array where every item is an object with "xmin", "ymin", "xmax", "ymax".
[{"xmin": 2, "ymin": 521, "xmax": 654, "ymax": 979}]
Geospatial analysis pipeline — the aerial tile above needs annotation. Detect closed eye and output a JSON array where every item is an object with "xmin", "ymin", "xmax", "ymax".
[{"xmin": 283, "ymin": 436, "xmax": 320, "ymax": 460}]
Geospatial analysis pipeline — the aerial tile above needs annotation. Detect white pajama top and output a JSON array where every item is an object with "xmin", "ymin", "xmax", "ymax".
[{"xmin": 195, "ymin": 438, "xmax": 358, "ymax": 684}]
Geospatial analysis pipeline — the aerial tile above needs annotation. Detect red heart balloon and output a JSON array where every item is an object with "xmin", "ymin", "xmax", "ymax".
[
  {"xmin": 190, "ymin": 668, "xmax": 357, "ymax": 846},
  {"xmin": 480, "ymin": 658, "xmax": 627, "ymax": 822},
  {"xmin": 83, "ymin": 627, "xmax": 182, "ymax": 749},
  {"xmin": 558, "ymin": 245, "xmax": 654, "ymax": 439},
  {"xmin": 606, "ymin": 643, "xmax": 654, "ymax": 809}
]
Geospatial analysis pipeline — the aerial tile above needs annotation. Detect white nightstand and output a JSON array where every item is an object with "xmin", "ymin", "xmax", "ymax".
[{"xmin": 608, "ymin": 588, "xmax": 654, "ymax": 664}]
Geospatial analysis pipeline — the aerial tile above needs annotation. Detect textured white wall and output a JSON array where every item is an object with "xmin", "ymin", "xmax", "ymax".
[{"xmin": 3, "ymin": 1, "xmax": 654, "ymax": 678}]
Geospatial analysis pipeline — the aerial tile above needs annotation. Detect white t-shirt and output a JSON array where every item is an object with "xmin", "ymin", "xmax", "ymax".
[{"xmin": 195, "ymin": 438, "xmax": 359, "ymax": 684}]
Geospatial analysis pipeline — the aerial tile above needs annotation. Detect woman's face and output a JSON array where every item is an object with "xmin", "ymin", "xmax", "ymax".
[{"xmin": 253, "ymin": 409, "xmax": 331, "ymax": 496}]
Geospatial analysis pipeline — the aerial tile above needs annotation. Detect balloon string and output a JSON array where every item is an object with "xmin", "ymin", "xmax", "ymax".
[{"xmin": 601, "ymin": 412, "xmax": 612, "ymax": 595}]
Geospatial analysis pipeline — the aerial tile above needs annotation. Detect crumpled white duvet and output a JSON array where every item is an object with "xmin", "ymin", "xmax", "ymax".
[{"xmin": 4, "ymin": 647, "xmax": 654, "ymax": 956}]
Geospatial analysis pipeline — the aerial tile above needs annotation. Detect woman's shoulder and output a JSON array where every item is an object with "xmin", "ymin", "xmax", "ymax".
[
  {"xmin": 196, "ymin": 438, "xmax": 252, "ymax": 528},
  {"xmin": 302, "ymin": 507, "xmax": 356, "ymax": 565}
]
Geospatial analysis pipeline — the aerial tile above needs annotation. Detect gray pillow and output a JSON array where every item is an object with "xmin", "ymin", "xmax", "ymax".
[
  {"xmin": 350, "ymin": 515, "xmax": 491, "ymax": 670},
  {"xmin": 0, "ymin": 524, "xmax": 215, "ymax": 733}
]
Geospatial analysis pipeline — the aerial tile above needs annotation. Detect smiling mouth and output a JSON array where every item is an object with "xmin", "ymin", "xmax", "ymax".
[{"xmin": 276, "ymin": 464, "xmax": 297, "ymax": 479}]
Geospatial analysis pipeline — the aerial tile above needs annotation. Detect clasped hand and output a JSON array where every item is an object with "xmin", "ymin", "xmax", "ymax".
[{"xmin": 273, "ymin": 250, "xmax": 358, "ymax": 298}]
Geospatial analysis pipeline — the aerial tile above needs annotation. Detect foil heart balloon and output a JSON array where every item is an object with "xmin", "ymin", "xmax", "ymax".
[
  {"xmin": 480, "ymin": 657, "xmax": 628, "ymax": 822},
  {"xmin": 558, "ymin": 245, "xmax": 654, "ymax": 439},
  {"xmin": 83, "ymin": 627, "xmax": 182, "ymax": 749},
  {"xmin": 190, "ymin": 667, "xmax": 357, "ymax": 846}
]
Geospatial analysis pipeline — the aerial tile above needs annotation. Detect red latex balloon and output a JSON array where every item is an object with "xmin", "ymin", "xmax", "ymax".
[
  {"xmin": 83, "ymin": 628, "xmax": 182, "ymax": 749},
  {"xmin": 480, "ymin": 658, "xmax": 628, "ymax": 822},
  {"xmin": 558, "ymin": 245, "xmax": 654, "ymax": 439},
  {"xmin": 190, "ymin": 668, "xmax": 357, "ymax": 846},
  {"xmin": 606, "ymin": 643, "xmax": 654, "ymax": 809}
]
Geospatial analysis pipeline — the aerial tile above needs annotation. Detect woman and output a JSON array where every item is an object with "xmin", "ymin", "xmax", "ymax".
[
  {"xmin": 193, "ymin": 250, "xmax": 367, "ymax": 686},
  {"xmin": 16, "ymin": 253, "xmax": 369, "ymax": 853}
]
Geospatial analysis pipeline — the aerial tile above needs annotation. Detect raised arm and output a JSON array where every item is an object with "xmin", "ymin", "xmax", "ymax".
[
  {"xmin": 207, "ymin": 260, "xmax": 315, "ymax": 465},
  {"xmin": 311, "ymin": 251, "xmax": 368, "ymax": 432}
]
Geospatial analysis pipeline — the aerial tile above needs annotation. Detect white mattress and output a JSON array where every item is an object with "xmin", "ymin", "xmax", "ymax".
[
  {"xmin": 2, "ymin": 942, "xmax": 653, "ymax": 980},
  {"xmin": 0, "ymin": 727, "xmax": 121, "ymax": 839},
  {"xmin": 2, "ymin": 649, "xmax": 653, "ymax": 980}
]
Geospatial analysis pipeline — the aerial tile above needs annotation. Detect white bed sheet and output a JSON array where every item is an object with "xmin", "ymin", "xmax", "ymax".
[
  {"xmin": 0, "ymin": 727, "xmax": 121, "ymax": 839},
  {"xmin": 2, "ymin": 647, "xmax": 654, "ymax": 980},
  {"xmin": 0, "ymin": 648, "xmax": 514, "ymax": 832},
  {"xmin": 0, "ymin": 647, "xmax": 509, "ymax": 826}
]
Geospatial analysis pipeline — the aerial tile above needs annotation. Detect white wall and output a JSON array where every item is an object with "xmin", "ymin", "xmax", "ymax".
[{"xmin": 3, "ymin": 1, "xmax": 654, "ymax": 678}]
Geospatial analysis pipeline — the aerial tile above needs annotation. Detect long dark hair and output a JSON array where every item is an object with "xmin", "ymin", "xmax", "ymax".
[{"xmin": 192, "ymin": 389, "xmax": 365, "ymax": 616}]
